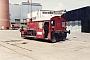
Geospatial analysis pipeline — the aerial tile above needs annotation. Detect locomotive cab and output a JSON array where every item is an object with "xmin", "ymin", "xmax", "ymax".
[
  {"xmin": 49, "ymin": 16, "xmax": 70, "ymax": 42},
  {"xmin": 20, "ymin": 16, "xmax": 70, "ymax": 43}
]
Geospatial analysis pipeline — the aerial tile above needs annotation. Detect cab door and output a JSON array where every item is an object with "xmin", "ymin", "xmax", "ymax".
[{"xmin": 43, "ymin": 22, "xmax": 49, "ymax": 38}]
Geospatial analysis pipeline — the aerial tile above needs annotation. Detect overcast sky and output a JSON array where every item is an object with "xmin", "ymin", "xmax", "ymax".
[{"xmin": 9, "ymin": 0, "xmax": 90, "ymax": 11}]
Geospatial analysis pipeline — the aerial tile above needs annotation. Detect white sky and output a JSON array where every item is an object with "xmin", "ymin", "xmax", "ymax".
[{"xmin": 9, "ymin": 0, "xmax": 90, "ymax": 10}]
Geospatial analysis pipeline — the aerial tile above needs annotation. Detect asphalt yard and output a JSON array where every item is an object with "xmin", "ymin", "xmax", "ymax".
[{"xmin": 0, "ymin": 30, "xmax": 90, "ymax": 60}]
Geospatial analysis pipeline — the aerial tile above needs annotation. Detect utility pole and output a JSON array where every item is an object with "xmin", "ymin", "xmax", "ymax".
[{"xmin": 30, "ymin": 0, "xmax": 32, "ymax": 21}]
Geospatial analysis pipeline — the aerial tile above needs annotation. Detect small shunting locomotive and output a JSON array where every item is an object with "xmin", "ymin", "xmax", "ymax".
[{"xmin": 20, "ymin": 16, "xmax": 70, "ymax": 42}]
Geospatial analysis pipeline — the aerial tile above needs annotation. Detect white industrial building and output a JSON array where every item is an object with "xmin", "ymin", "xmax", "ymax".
[
  {"xmin": 28, "ymin": 10, "xmax": 65, "ymax": 19},
  {"xmin": 9, "ymin": 1, "xmax": 42, "ymax": 24}
]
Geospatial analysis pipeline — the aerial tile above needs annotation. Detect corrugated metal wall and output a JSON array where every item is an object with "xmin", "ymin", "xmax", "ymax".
[{"xmin": 62, "ymin": 6, "xmax": 90, "ymax": 33}]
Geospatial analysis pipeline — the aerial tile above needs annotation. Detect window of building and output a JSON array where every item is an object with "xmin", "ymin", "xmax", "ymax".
[
  {"xmin": 54, "ymin": 11, "xmax": 61, "ymax": 14},
  {"xmin": 15, "ymin": 19, "xmax": 20, "ymax": 24},
  {"xmin": 42, "ymin": 12, "xmax": 48, "ymax": 14},
  {"xmin": 23, "ymin": 19, "xmax": 27, "ymax": 23},
  {"xmin": 48, "ymin": 11, "xmax": 53, "ymax": 14}
]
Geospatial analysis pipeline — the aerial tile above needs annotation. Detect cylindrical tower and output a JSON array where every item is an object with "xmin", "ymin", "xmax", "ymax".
[{"xmin": 0, "ymin": 0, "xmax": 10, "ymax": 30}]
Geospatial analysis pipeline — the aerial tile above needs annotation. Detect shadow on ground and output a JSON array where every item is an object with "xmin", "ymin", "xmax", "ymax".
[{"xmin": 23, "ymin": 37, "xmax": 68, "ymax": 43}]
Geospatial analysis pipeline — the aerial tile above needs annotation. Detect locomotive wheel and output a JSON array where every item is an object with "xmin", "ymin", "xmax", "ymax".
[
  {"xmin": 51, "ymin": 37, "xmax": 57, "ymax": 43},
  {"xmin": 64, "ymin": 33, "xmax": 67, "ymax": 40},
  {"xmin": 51, "ymin": 32, "xmax": 57, "ymax": 43},
  {"xmin": 61, "ymin": 32, "xmax": 67, "ymax": 41}
]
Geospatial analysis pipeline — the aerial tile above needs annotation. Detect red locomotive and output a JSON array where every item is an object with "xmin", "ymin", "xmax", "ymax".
[{"xmin": 20, "ymin": 16, "xmax": 70, "ymax": 42}]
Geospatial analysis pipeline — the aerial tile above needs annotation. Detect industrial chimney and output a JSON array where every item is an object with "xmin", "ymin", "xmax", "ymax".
[
  {"xmin": 0, "ymin": 0, "xmax": 10, "ymax": 30},
  {"xmin": 27, "ymin": 0, "xmax": 30, "ymax": 3}
]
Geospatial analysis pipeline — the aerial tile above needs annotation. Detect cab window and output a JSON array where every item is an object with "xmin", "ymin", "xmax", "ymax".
[
  {"xmin": 38, "ymin": 22, "xmax": 44, "ymax": 29},
  {"xmin": 51, "ymin": 20, "xmax": 55, "ymax": 26},
  {"xmin": 62, "ymin": 21, "xmax": 65, "ymax": 27}
]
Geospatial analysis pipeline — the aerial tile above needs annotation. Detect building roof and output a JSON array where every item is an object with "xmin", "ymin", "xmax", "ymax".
[
  {"xmin": 32, "ymin": 15, "xmax": 61, "ymax": 21},
  {"xmin": 20, "ymin": 1, "xmax": 42, "ymax": 6},
  {"xmin": 40, "ymin": 10, "xmax": 64, "ymax": 12}
]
